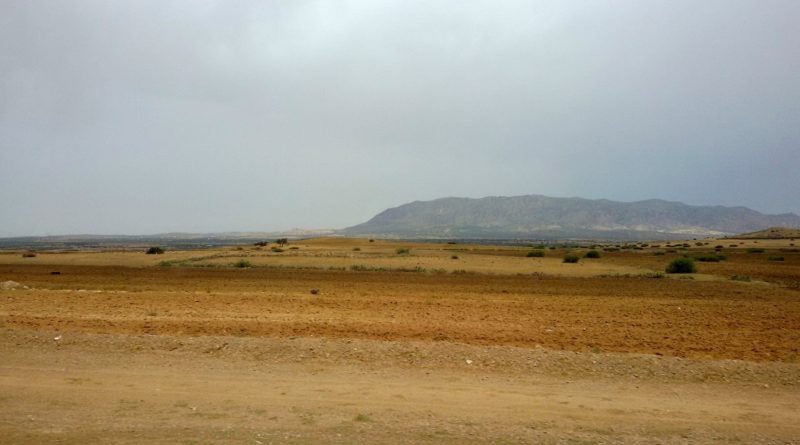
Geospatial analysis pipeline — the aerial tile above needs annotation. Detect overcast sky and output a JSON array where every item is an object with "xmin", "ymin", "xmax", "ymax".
[{"xmin": 1, "ymin": 1, "xmax": 798, "ymax": 236}]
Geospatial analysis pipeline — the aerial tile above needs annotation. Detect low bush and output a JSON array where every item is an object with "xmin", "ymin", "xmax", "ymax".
[
  {"xmin": 526, "ymin": 250, "xmax": 545, "ymax": 258},
  {"xmin": 271, "ymin": 247, "xmax": 284, "ymax": 253},
  {"xmin": 666, "ymin": 257, "xmax": 696, "ymax": 274},
  {"xmin": 146, "ymin": 247, "xmax": 165, "ymax": 255},
  {"xmin": 21, "ymin": 252, "xmax": 36, "ymax": 258},
  {"xmin": 563, "ymin": 254, "xmax": 580, "ymax": 263},
  {"xmin": 731, "ymin": 275, "xmax": 751, "ymax": 282},
  {"xmin": 603, "ymin": 247, "xmax": 619, "ymax": 252},
  {"xmin": 746, "ymin": 248, "xmax": 765, "ymax": 254},
  {"xmin": 584, "ymin": 250, "xmax": 601, "ymax": 258},
  {"xmin": 451, "ymin": 255, "xmax": 459, "ymax": 260},
  {"xmin": 395, "ymin": 248, "xmax": 410, "ymax": 255},
  {"xmin": 693, "ymin": 253, "xmax": 726, "ymax": 262},
  {"xmin": 768, "ymin": 256, "xmax": 785, "ymax": 261},
  {"xmin": 233, "ymin": 260, "xmax": 251, "ymax": 268},
  {"xmin": 353, "ymin": 247, "xmax": 361, "ymax": 251}
]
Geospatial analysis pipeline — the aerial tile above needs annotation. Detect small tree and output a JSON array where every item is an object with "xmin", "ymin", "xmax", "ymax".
[
  {"xmin": 584, "ymin": 250, "xmax": 601, "ymax": 259},
  {"xmin": 276, "ymin": 238, "xmax": 288, "ymax": 247},
  {"xmin": 146, "ymin": 247, "xmax": 165, "ymax": 255}
]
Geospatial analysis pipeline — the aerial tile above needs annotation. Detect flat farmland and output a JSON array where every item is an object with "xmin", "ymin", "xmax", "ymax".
[{"xmin": 1, "ymin": 238, "xmax": 799, "ymax": 444}]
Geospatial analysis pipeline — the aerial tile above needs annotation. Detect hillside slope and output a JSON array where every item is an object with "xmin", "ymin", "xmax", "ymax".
[{"xmin": 730, "ymin": 227, "xmax": 800, "ymax": 239}]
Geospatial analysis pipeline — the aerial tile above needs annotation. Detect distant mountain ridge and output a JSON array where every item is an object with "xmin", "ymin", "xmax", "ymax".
[{"xmin": 343, "ymin": 195, "xmax": 800, "ymax": 240}]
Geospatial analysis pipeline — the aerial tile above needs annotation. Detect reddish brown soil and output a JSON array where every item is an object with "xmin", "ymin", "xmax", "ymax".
[{"xmin": 3, "ymin": 264, "xmax": 799, "ymax": 362}]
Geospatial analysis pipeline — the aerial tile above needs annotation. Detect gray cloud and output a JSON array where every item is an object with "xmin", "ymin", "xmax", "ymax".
[{"xmin": 1, "ymin": 0, "xmax": 798, "ymax": 236}]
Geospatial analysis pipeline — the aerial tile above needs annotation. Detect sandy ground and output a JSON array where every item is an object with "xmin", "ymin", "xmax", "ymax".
[{"xmin": 1, "ymin": 238, "xmax": 799, "ymax": 444}]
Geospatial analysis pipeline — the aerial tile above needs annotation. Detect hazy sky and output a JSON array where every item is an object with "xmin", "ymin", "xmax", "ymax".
[{"xmin": 1, "ymin": 1, "xmax": 798, "ymax": 236}]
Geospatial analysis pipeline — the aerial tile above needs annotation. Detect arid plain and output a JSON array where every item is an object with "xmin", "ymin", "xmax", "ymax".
[{"xmin": 1, "ymin": 237, "xmax": 799, "ymax": 444}]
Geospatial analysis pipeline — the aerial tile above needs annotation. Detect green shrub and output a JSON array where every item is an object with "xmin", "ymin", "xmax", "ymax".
[
  {"xmin": 233, "ymin": 260, "xmax": 251, "ymax": 268},
  {"xmin": 653, "ymin": 251, "xmax": 665, "ymax": 256},
  {"xmin": 353, "ymin": 247, "xmax": 361, "ymax": 251},
  {"xmin": 526, "ymin": 250, "xmax": 545, "ymax": 258},
  {"xmin": 146, "ymin": 247, "xmax": 165, "ymax": 255},
  {"xmin": 395, "ymin": 248, "xmax": 410, "ymax": 255},
  {"xmin": 768, "ymin": 256, "xmax": 785, "ymax": 261},
  {"xmin": 603, "ymin": 247, "xmax": 619, "ymax": 252},
  {"xmin": 666, "ymin": 257, "xmax": 696, "ymax": 274},
  {"xmin": 21, "ymin": 252, "xmax": 37, "ymax": 258},
  {"xmin": 451, "ymin": 255, "xmax": 459, "ymax": 260},
  {"xmin": 271, "ymin": 247, "xmax": 284, "ymax": 253},
  {"xmin": 746, "ymin": 248, "xmax": 765, "ymax": 254},
  {"xmin": 584, "ymin": 250, "xmax": 601, "ymax": 258},
  {"xmin": 563, "ymin": 254, "xmax": 580, "ymax": 263}
]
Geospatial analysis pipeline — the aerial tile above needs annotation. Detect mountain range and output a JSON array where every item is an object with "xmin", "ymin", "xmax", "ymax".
[{"xmin": 342, "ymin": 195, "xmax": 800, "ymax": 240}]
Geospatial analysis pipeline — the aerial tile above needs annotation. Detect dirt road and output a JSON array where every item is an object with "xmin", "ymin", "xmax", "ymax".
[{"xmin": 3, "ymin": 330, "xmax": 799, "ymax": 445}]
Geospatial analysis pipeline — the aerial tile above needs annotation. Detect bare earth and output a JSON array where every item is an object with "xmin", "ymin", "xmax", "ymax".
[{"xmin": 1, "ymin": 238, "xmax": 799, "ymax": 444}]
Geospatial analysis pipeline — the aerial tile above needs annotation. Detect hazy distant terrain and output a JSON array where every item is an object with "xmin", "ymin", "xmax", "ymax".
[{"xmin": 344, "ymin": 195, "xmax": 800, "ymax": 240}]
